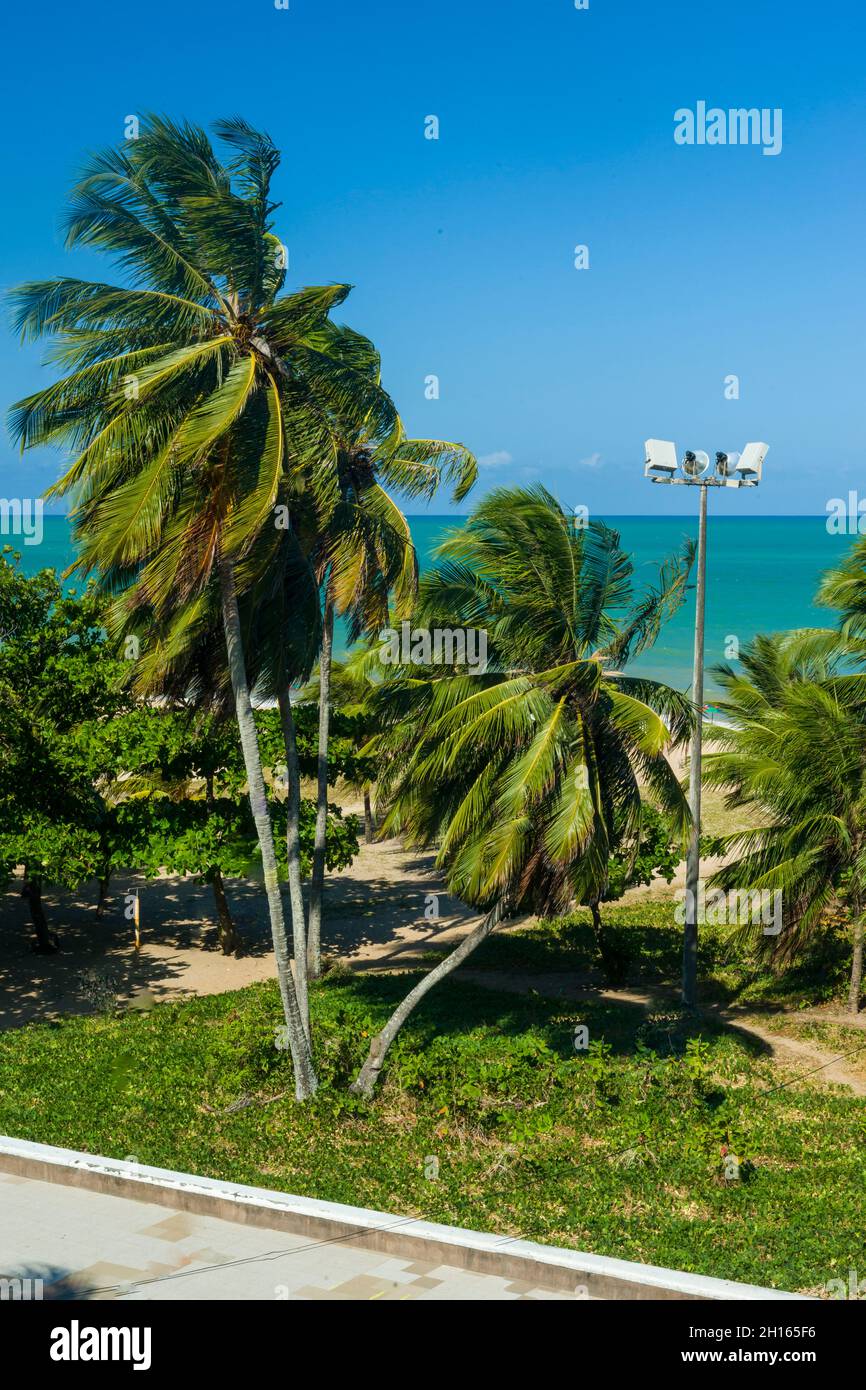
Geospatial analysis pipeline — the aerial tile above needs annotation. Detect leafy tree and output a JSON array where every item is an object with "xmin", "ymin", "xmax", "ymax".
[
  {"xmin": 111, "ymin": 793, "xmax": 359, "ymax": 955},
  {"xmin": 0, "ymin": 550, "xmax": 126, "ymax": 949},
  {"xmin": 604, "ymin": 805, "xmax": 681, "ymax": 903},
  {"xmin": 0, "ymin": 568, "xmax": 361, "ymax": 967},
  {"xmin": 255, "ymin": 704, "xmax": 375, "ymax": 789},
  {"xmin": 90, "ymin": 706, "xmax": 360, "ymax": 954},
  {"xmin": 96, "ymin": 707, "xmax": 243, "ymax": 924}
]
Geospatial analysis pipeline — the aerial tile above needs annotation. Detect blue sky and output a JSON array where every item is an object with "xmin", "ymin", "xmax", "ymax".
[{"xmin": 2, "ymin": 0, "xmax": 864, "ymax": 515}]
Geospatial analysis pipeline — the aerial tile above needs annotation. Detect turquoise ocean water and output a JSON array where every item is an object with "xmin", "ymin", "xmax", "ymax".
[
  {"xmin": 14, "ymin": 515, "xmax": 859, "ymax": 696},
  {"xmin": 410, "ymin": 515, "xmax": 859, "ymax": 694}
]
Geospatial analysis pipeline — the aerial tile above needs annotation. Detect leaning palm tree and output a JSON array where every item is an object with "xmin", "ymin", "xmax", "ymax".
[
  {"xmin": 8, "ymin": 116, "xmax": 399, "ymax": 1098},
  {"xmin": 349, "ymin": 486, "xmax": 695, "ymax": 1094},
  {"xmin": 703, "ymin": 628, "xmax": 866, "ymax": 1013}
]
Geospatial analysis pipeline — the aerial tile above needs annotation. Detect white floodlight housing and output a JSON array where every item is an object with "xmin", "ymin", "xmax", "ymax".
[
  {"xmin": 644, "ymin": 438, "xmax": 678, "ymax": 481},
  {"xmin": 682, "ymin": 449, "xmax": 710, "ymax": 479},
  {"xmin": 736, "ymin": 442, "xmax": 767, "ymax": 484}
]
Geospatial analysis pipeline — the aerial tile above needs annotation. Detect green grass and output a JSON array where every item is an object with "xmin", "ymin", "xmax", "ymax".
[
  {"xmin": 0, "ymin": 965, "xmax": 863, "ymax": 1294},
  {"xmin": 469, "ymin": 902, "xmax": 855, "ymax": 1009}
]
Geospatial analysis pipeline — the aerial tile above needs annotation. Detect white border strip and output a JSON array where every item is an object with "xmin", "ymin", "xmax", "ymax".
[{"xmin": 0, "ymin": 1135, "xmax": 807, "ymax": 1300}]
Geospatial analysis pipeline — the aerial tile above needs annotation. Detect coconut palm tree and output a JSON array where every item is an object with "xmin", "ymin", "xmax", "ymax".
[
  {"xmin": 107, "ymin": 516, "xmax": 323, "ymax": 1025},
  {"xmin": 349, "ymin": 486, "xmax": 695, "ymax": 1093},
  {"xmin": 298, "ymin": 334, "xmax": 477, "ymax": 976},
  {"xmin": 703, "ymin": 628, "xmax": 866, "ymax": 1013},
  {"xmin": 324, "ymin": 643, "xmax": 384, "ymax": 843},
  {"xmin": 8, "ymin": 116, "xmax": 400, "ymax": 1098}
]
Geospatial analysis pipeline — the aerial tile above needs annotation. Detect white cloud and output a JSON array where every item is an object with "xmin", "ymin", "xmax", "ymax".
[
  {"xmin": 478, "ymin": 450, "xmax": 513, "ymax": 469},
  {"xmin": 579, "ymin": 451, "xmax": 604, "ymax": 469}
]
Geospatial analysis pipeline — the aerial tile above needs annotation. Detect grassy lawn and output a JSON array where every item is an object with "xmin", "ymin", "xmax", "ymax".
[
  {"xmin": 470, "ymin": 902, "xmax": 856, "ymax": 1009},
  {"xmin": 0, "ymin": 955, "xmax": 864, "ymax": 1294}
]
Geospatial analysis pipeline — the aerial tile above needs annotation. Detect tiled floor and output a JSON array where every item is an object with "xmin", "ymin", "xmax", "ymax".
[{"xmin": 0, "ymin": 1172, "xmax": 580, "ymax": 1300}]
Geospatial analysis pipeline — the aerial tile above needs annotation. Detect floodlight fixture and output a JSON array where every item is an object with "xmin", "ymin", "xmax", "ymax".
[
  {"xmin": 682, "ymin": 449, "xmax": 710, "ymax": 479},
  {"xmin": 644, "ymin": 438, "xmax": 678, "ymax": 481},
  {"xmin": 736, "ymin": 441, "xmax": 767, "ymax": 485},
  {"xmin": 643, "ymin": 441, "xmax": 768, "ymax": 489},
  {"xmin": 715, "ymin": 450, "xmax": 745, "ymax": 488}
]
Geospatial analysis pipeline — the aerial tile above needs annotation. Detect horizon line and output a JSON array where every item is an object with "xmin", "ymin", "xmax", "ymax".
[{"xmin": 32, "ymin": 511, "xmax": 850, "ymax": 521}]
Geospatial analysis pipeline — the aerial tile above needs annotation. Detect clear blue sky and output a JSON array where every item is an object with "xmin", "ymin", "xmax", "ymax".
[{"xmin": 2, "ymin": 0, "xmax": 864, "ymax": 514}]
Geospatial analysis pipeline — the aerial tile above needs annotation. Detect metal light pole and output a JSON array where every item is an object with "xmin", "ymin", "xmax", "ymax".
[
  {"xmin": 643, "ymin": 440, "xmax": 768, "ymax": 1009},
  {"xmin": 683, "ymin": 482, "xmax": 707, "ymax": 1008}
]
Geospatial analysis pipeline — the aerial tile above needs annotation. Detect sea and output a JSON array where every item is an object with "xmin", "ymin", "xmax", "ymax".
[{"xmin": 9, "ymin": 514, "xmax": 860, "ymax": 697}]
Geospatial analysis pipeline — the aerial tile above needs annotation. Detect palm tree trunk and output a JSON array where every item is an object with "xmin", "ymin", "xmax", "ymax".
[
  {"xmin": 363, "ymin": 789, "xmax": 375, "ymax": 845},
  {"xmin": 218, "ymin": 557, "xmax": 317, "ymax": 1099},
  {"xmin": 350, "ymin": 899, "xmax": 510, "ymax": 1097},
  {"xmin": 205, "ymin": 774, "xmax": 239, "ymax": 956},
  {"xmin": 307, "ymin": 586, "xmax": 334, "ymax": 979},
  {"xmin": 96, "ymin": 872, "xmax": 110, "ymax": 920},
  {"xmin": 277, "ymin": 687, "xmax": 310, "ymax": 1039},
  {"xmin": 211, "ymin": 870, "xmax": 239, "ymax": 956},
  {"xmin": 849, "ymin": 915, "xmax": 864, "ymax": 1015},
  {"xmin": 589, "ymin": 899, "xmax": 606, "ymax": 969},
  {"xmin": 589, "ymin": 899, "xmax": 622, "ymax": 986},
  {"xmin": 22, "ymin": 874, "xmax": 57, "ymax": 953}
]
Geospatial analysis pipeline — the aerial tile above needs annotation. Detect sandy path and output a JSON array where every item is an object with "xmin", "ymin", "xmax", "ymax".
[
  {"xmin": 0, "ymin": 812, "xmax": 700, "ymax": 1034},
  {"xmin": 0, "ymin": 737, "xmax": 734, "ymax": 1029},
  {"xmin": 457, "ymin": 972, "xmax": 866, "ymax": 1097},
  {"xmin": 0, "ymin": 836, "xmax": 496, "ymax": 1029}
]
